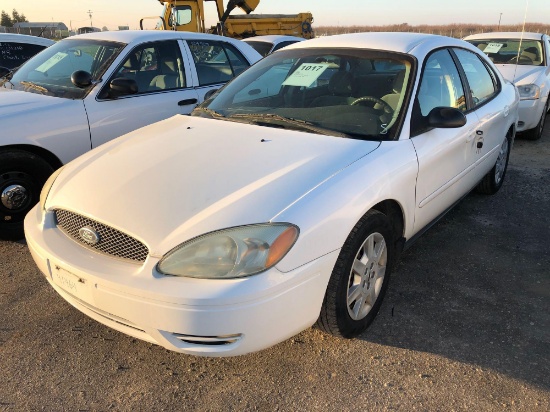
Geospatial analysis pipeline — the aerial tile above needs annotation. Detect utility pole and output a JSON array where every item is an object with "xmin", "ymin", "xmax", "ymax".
[
  {"xmin": 498, "ymin": 13, "xmax": 503, "ymax": 30},
  {"xmin": 88, "ymin": 10, "xmax": 93, "ymax": 28}
]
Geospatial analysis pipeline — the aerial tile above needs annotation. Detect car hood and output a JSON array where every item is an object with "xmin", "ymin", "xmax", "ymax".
[
  {"xmin": 50, "ymin": 116, "xmax": 380, "ymax": 255},
  {"xmin": 494, "ymin": 64, "xmax": 547, "ymax": 85},
  {"xmin": 0, "ymin": 88, "xmax": 72, "ymax": 119}
]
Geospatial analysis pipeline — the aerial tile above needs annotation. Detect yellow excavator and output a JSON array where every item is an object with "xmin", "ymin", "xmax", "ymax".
[{"xmin": 140, "ymin": 0, "xmax": 314, "ymax": 39}]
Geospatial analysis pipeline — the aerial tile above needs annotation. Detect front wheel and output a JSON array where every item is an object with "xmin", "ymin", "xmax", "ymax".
[
  {"xmin": 523, "ymin": 100, "xmax": 548, "ymax": 141},
  {"xmin": 316, "ymin": 210, "xmax": 395, "ymax": 338},
  {"xmin": 0, "ymin": 150, "xmax": 55, "ymax": 240},
  {"xmin": 475, "ymin": 133, "xmax": 511, "ymax": 195}
]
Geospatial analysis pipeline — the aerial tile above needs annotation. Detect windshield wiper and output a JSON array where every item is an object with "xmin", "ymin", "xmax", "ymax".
[
  {"xmin": 228, "ymin": 113, "xmax": 350, "ymax": 137},
  {"xmin": 20, "ymin": 81, "xmax": 49, "ymax": 94},
  {"xmin": 192, "ymin": 107, "xmax": 226, "ymax": 119}
]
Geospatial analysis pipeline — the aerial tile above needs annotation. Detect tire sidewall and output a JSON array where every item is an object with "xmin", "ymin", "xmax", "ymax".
[
  {"xmin": 0, "ymin": 151, "xmax": 54, "ymax": 240},
  {"xmin": 493, "ymin": 134, "xmax": 512, "ymax": 192},
  {"xmin": 333, "ymin": 211, "xmax": 395, "ymax": 338}
]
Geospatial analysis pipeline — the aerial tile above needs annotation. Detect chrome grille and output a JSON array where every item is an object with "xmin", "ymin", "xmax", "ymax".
[{"xmin": 54, "ymin": 209, "xmax": 149, "ymax": 263}]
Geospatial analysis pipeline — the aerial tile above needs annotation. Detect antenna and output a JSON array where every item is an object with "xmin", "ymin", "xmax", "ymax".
[
  {"xmin": 88, "ymin": 10, "xmax": 93, "ymax": 28},
  {"xmin": 513, "ymin": 0, "xmax": 529, "ymax": 83}
]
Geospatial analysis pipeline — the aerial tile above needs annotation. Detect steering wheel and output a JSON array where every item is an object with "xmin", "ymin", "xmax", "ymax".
[
  {"xmin": 507, "ymin": 55, "xmax": 533, "ymax": 65},
  {"xmin": 351, "ymin": 96, "xmax": 394, "ymax": 114}
]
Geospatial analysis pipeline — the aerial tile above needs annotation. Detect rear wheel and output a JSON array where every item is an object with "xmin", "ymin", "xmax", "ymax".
[
  {"xmin": 317, "ymin": 210, "xmax": 394, "ymax": 338},
  {"xmin": 0, "ymin": 151, "xmax": 54, "ymax": 240},
  {"xmin": 475, "ymin": 133, "xmax": 511, "ymax": 195}
]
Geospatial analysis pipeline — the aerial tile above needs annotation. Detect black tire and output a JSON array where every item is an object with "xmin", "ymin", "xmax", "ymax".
[
  {"xmin": 475, "ymin": 133, "xmax": 512, "ymax": 195},
  {"xmin": 0, "ymin": 150, "xmax": 55, "ymax": 240},
  {"xmin": 523, "ymin": 100, "xmax": 548, "ymax": 141},
  {"xmin": 317, "ymin": 209, "xmax": 395, "ymax": 338}
]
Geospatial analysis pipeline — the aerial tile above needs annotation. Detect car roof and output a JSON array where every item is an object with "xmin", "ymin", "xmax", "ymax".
[
  {"xmin": 0, "ymin": 33, "xmax": 55, "ymax": 46},
  {"xmin": 284, "ymin": 32, "xmax": 473, "ymax": 54},
  {"xmin": 65, "ymin": 30, "xmax": 248, "ymax": 47},
  {"xmin": 243, "ymin": 35, "xmax": 304, "ymax": 44},
  {"xmin": 463, "ymin": 32, "xmax": 546, "ymax": 41}
]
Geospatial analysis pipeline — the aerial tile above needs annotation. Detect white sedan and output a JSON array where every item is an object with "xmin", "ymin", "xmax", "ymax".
[
  {"xmin": 0, "ymin": 30, "xmax": 261, "ymax": 239},
  {"xmin": 26, "ymin": 32, "xmax": 519, "ymax": 357},
  {"xmin": 464, "ymin": 32, "xmax": 550, "ymax": 140},
  {"xmin": 243, "ymin": 35, "xmax": 304, "ymax": 56}
]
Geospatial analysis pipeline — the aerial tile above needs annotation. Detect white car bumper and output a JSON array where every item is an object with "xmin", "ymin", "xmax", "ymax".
[
  {"xmin": 25, "ymin": 206, "xmax": 339, "ymax": 357},
  {"xmin": 517, "ymin": 98, "xmax": 546, "ymax": 132}
]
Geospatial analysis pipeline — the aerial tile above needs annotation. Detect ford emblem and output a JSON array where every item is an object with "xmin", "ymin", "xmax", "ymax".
[{"xmin": 79, "ymin": 227, "xmax": 100, "ymax": 245}]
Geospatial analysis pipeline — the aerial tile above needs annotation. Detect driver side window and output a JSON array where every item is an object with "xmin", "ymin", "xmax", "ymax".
[
  {"xmin": 105, "ymin": 40, "xmax": 186, "ymax": 97},
  {"xmin": 417, "ymin": 49, "xmax": 466, "ymax": 116}
]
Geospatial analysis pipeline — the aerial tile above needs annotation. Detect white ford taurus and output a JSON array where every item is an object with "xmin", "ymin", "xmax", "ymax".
[{"xmin": 26, "ymin": 33, "xmax": 519, "ymax": 357}]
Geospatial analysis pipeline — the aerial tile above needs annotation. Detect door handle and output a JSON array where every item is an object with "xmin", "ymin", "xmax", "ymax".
[
  {"xmin": 178, "ymin": 98, "xmax": 198, "ymax": 106},
  {"xmin": 467, "ymin": 130, "xmax": 483, "ymax": 142}
]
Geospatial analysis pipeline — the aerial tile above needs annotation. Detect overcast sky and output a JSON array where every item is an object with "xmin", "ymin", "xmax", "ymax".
[{"xmin": 1, "ymin": 0, "xmax": 547, "ymax": 31}]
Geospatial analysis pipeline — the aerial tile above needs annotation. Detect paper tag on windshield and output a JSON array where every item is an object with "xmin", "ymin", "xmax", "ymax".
[
  {"xmin": 483, "ymin": 43, "xmax": 504, "ymax": 54},
  {"xmin": 282, "ymin": 63, "xmax": 329, "ymax": 87},
  {"xmin": 36, "ymin": 52, "xmax": 67, "ymax": 73}
]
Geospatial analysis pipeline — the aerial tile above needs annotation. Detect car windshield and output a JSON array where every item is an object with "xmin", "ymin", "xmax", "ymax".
[
  {"xmin": 193, "ymin": 48, "xmax": 415, "ymax": 141},
  {"xmin": 3, "ymin": 39, "xmax": 125, "ymax": 99},
  {"xmin": 467, "ymin": 39, "xmax": 545, "ymax": 66},
  {"xmin": 244, "ymin": 41, "xmax": 273, "ymax": 57}
]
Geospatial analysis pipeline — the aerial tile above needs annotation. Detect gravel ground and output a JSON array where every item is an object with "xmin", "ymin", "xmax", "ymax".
[{"xmin": 1, "ymin": 122, "xmax": 549, "ymax": 411}]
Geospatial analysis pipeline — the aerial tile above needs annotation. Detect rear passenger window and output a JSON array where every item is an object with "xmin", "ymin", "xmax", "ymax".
[
  {"xmin": 453, "ymin": 48, "xmax": 498, "ymax": 106},
  {"xmin": 188, "ymin": 40, "xmax": 250, "ymax": 86},
  {"xmin": 417, "ymin": 49, "xmax": 466, "ymax": 116}
]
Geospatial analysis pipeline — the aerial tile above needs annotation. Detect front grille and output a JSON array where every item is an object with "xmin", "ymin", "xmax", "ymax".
[{"xmin": 54, "ymin": 209, "xmax": 149, "ymax": 263}]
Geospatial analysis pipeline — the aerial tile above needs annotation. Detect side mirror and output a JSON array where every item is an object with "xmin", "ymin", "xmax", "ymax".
[
  {"xmin": 109, "ymin": 77, "xmax": 138, "ymax": 97},
  {"xmin": 203, "ymin": 88, "xmax": 219, "ymax": 101},
  {"xmin": 0, "ymin": 66, "xmax": 11, "ymax": 78},
  {"xmin": 71, "ymin": 70, "xmax": 93, "ymax": 88},
  {"xmin": 427, "ymin": 107, "xmax": 467, "ymax": 128}
]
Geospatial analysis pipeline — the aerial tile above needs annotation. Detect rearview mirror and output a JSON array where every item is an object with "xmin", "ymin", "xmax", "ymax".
[{"xmin": 427, "ymin": 107, "xmax": 467, "ymax": 128}]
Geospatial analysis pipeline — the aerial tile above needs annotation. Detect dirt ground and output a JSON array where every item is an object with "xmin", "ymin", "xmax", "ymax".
[{"xmin": 1, "ymin": 122, "xmax": 549, "ymax": 411}]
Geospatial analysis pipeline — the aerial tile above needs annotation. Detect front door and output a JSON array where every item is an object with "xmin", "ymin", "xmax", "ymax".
[
  {"xmin": 84, "ymin": 39, "xmax": 200, "ymax": 149},
  {"xmin": 411, "ymin": 49, "xmax": 481, "ymax": 232}
]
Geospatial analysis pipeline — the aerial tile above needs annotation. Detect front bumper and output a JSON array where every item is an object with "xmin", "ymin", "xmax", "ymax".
[
  {"xmin": 517, "ymin": 98, "xmax": 546, "ymax": 132},
  {"xmin": 25, "ymin": 206, "xmax": 339, "ymax": 356}
]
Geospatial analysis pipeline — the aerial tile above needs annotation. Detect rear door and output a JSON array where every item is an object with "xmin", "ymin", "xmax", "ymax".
[
  {"xmin": 185, "ymin": 39, "xmax": 254, "ymax": 102},
  {"xmin": 452, "ymin": 48, "xmax": 510, "ymax": 178}
]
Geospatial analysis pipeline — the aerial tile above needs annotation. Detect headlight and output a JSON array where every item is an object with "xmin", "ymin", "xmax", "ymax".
[
  {"xmin": 157, "ymin": 223, "xmax": 299, "ymax": 279},
  {"xmin": 517, "ymin": 84, "xmax": 540, "ymax": 100},
  {"xmin": 39, "ymin": 166, "xmax": 65, "ymax": 211}
]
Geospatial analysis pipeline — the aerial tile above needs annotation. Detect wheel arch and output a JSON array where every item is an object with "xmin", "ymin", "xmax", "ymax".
[
  {"xmin": 0, "ymin": 144, "xmax": 63, "ymax": 171},
  {"xmin": 370, "ymin": 199, "xmax": 406, "ymax": 246}
]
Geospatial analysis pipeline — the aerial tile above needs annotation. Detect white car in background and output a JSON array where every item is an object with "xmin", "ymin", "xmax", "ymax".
[
  {"xmin": 464, "ymin": 32, "xmax": 550, "ymax": 140},
  {"xmin": 243, "ymin": 35, "xmax": 304, "ymax": 56},
  {"xmin": 0, "ymin": 30, "xmax": 261, "ymax": 239},
  {"xmin": 26, "ymin": 32, "xmax": 519, "ymax": 357},
  {"xmin": 0, "ymin": 33, "xmax": 54, "ymax": 71}
]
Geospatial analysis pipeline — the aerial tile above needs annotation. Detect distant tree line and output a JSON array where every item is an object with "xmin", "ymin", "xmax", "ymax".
[
  {"xmin": 1, "ymin": 9, "xmax": 28, "ymax": 27},
  {"xmin": 314, "ymin": 23, "xmax": 550, "ymax": 38}
]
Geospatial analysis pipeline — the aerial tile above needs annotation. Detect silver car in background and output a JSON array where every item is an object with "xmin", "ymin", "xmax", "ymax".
[{"xmin": 465, "ymin": 32, "xmax": 550, "ymax": 140}]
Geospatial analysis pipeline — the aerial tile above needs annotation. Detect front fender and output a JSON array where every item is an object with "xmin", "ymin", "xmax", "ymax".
[{"xmin": 273, "ymin": 139, "xmax": 418, "ymax": 273}]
